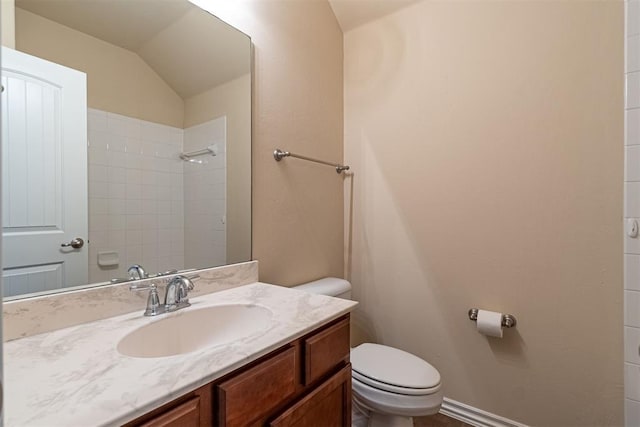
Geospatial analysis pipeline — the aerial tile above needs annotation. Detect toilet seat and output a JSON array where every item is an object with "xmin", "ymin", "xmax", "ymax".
[
  {"xmin": 350, "ymin": 343, "xmax": 443, "ymax": 418},
  {"xmin": 352, "ymin": 370, "xmax": 441, "ymax": 396},
  {"xmin": 351, "ymin": 343, "xmax": 441, "ymax": 394}
]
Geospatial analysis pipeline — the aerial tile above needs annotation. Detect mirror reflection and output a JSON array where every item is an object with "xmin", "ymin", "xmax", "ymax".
[{"xmin": 2, "ymin": 0, "xmax": 252, "ymax": 299}]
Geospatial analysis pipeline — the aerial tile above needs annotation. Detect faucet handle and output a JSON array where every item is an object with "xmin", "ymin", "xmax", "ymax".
[
  {"xmin": 184, "ymin": 274, "xmax": 199, "ymax": 290},
  {"xmin": 130, "ymin": 283, "xmax": 163, "ymax": 316},
  {"xmin": 143, "ymin": 286, "xmax": 162, "ymax": 316}
]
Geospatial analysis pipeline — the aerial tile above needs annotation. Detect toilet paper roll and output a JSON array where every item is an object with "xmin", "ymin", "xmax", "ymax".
[{"xmin": 476, "ymin": 309, "xmax": 503, "ymax": 338}]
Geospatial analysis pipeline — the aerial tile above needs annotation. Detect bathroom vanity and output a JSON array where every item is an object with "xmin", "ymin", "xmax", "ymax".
[
  {"xmin": 126, "ymin": 315, "xmax": 351, "ymax": 426},
  {"xmin": 3, "ymin": 283, "xmax": 357, "ymax": 426}
]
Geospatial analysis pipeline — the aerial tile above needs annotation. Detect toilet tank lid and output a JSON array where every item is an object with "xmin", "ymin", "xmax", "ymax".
[{"xmin": 293, "ymin": 277, "xmax": 351, "ymax": 297}]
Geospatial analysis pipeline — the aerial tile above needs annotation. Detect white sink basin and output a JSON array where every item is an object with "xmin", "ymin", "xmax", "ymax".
[{"xmin": 117, "ymin": 304, "xmax": 273, "ymax": 358}]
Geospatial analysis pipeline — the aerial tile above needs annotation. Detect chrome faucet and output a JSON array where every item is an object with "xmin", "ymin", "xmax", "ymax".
[
  {"xmin": 164, "ymin": 275, "xmax": 196, "ymax": 311},
  {"xmin": 128, "ymin": 264, "xmax": 148, "ymax": 280},
  {"xmin": 129, "ymin": 274, "xmax": 197, "ymax": 316}
]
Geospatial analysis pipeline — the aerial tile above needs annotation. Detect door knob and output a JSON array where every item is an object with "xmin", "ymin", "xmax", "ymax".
[{"xmin": 61, "ymin": 237, "xmax": 84, "ymax": 249}]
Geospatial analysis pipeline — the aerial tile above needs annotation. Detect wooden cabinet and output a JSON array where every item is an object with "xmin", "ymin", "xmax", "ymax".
[
  {"xmin": 125, "ymin": 315, "xmax": 351, "ymax": 427},
  {"xmin": 125, "ymin": 382, "xmax": 212, "ymax": 427},
  {"xmin": 217, "ymin": 346, "xmax": 298, "ymax": 427},
  {"xmin": 269, "ymin": 365, "xmax": 351, "ymax": 427},
  {"xmin": 140, "ymin": 397, "xmax": 202, "ymax": 427}
]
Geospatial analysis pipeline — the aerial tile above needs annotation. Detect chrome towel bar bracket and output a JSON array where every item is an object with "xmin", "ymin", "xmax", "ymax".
[
  {"xmin": 273, "ymin": 148, "xmax": 350, "ymax": 174},
  {"xmin": 468, "ymin": 308, "xmax": 517, "ymax": 328}
]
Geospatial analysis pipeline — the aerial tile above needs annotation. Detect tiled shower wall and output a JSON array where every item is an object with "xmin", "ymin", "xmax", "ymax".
[
  {"xmin": 625, "ymin": 1, "xmax": 640, "ymax": 425},
  {"xmin": 87, "ymin": 109, "xmax": 185, "ymax": 283},
  {"xmin": 184, "ymin": 117, "xmax": 227, "ymax": 269}
]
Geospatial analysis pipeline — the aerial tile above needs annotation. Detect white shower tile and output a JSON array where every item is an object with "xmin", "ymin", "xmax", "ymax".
[
  {"xmin": 89, "ymin": 214, "xmax": 108, "ymax": 232},
  {"xmin": 107, "ymin": 115, "xmax": 130, "ymax": 137},
  {"xmin": 157, "ymin": 243, "xmax": 171, "ymax": 258},
  {"xmin": 628, "ymin": 72, "xmax": 640, "ymax": 109},
  {"xmin": 629, "ymin": 0, "xmax": 640, "ymax": 37},
  {"xmin": 108, "ymin": 166, "xmax": 127, "ymax": 184},
  {"xmin": 141, "ymin": 184, "xmax": 158, "ymax": 201},
  {"xmin": 158, "ymin": 214, "xmax": 172, "ymax": 229},
  {"xmin": 626, "ymin": 363, "xmax": 640, "ymax": 401},
  {"xmin": 629, "ymin": 35, "xmax": 640, "ymax": 73},
  {"xmin": 108, "ymin": 183, "xmax": 126, "ymax": 200},
  {"xmin": 108, "ymin": 199, "xmax": 127, "ymax": 216},
  {"xmin": 626, "ymin": 146, "xmax": 640, "ymax": 181},
  {"xmin": 109, "ymin": 135, "xmax": 127, "ymax": 153},
  {"xmin": 125, "ymin": 230, "xmax": 142, "ymax": 246},
  {"xmin": 626, "ymin": 327, "xmax": 640, "ymax": 364},
  {"xmin": 108, "ymin": 230, "xmax": 126, "ymax": 247},
  {"xmin": 87, "ymin": 109, "xmax": 107, "ymax": 131},
  {"xmin": 142, "ymin": 230, "xmax": 158, "ymax": 246},
  {"xmin": 126, "ymin": 215, "xmax": 143, "ymax": 231},
  {"xmin": 126, "ymin": 153, "xmax": 144, "ymax": 170},
  {"xmin": 158, "ymin": 229, "xmax": 172, "ymax": 244},
  {"xmin": 626, "ymin": 290, "xmax": 640, "ymax": 327},
  {"xmin": 626, "ymin": 255, "xmax": 640, "ymax": 291},
  {"xmin": 141, "ymin": 214, "xmax": 158, "ymax": 231},
  {"xmin": 89, "ymin": 198, "xmax": 109, "ymax": 216},
  {"xmin": 626, "ymin": 225, "xmax": 640, "ymax": 254},
  {"xmin": 142, "ymin": 244, "xmax": 158, "ymax": 258},
  {"xmin": 89, "ymin": 164, "xmax": 108, "ymax": 183},
  {"xmin": 126, "ymin": 184, "xmax": 143, "ymax": 201},
  {"xmin": 110, "ymin": 151, "xmax": 128, "ymax": 169},
  {"xmin": 125, "ymin": 138, "xmax": 142, "ymax": 155},
  {"xmin": 108, "ymin": 215, "xmax": 126, "ymax": 231},
  {"xmin": 88, "ymin": 130, "xmax": 110, "ymax": 151},
  {"xmin": 627, "ymin": 183, "xmax": 640, "ymax": 217},
  {"xmin": 126, "ymin": 245, "xmax": 143, "ymax": 263},
  {"xmin": 125, "ymin": 200, "xmax": 142, "ymax": 215},
  {"xmin": 627, "ymin": 109, "xmax": 640, "ymax": 146},
  {"xmin": 141, "ymin": 200, "xmax": 158, "ymax": 216},
  {"xmin": 88, "ymin": 146, "xmax": 110, "ymax": 166},
  {"xmin": 626, "ymin": 399, "xmax": 640, "ymax": 427},
  {"xmin": 89, "ymin": 181, "xmax": 109, "ymax": 199}
]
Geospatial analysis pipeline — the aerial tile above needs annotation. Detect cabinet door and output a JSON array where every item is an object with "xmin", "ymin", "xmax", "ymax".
[
  {"xmin": 269, "ymin": 364, "xmax": 351, "ymax": 427},
  {"xmin": 217, "ymin": 346, "xmax": 297, "ymax": 427},
  {"xmin": 140, "ymin": 397, "xmax": 201, "ymax": 427},
  {"xmin": 124, "ymin": 384, "xmax": 212, "ymax": 427},
  {"xmin": 304, "ymin": 318, "xmax": 350, "ymax": 385}
]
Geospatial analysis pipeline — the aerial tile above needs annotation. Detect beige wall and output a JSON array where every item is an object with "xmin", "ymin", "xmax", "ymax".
[
  {"xmin": 204, "ymin": 0, "xmax": 344, "ymax": 285},
  {"xmin": 15, "ymin": 8, "xmax": 183, "ymax": 127},
  {"xmin": 1, "ymin": 0, "xmax": 15, "ymax": 48},
  {"xmin": 185, "ymin": 74, "xmax": 252, "ymax": 265},
  {"xmin": 344, "ymin": 1, "xmax": 623, "ymax": 426}
]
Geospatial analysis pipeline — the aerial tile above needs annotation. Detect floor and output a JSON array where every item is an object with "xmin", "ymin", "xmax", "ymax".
[{"xmin": 414, "ymin": 413, "xmax": 473, "ymax": 427}]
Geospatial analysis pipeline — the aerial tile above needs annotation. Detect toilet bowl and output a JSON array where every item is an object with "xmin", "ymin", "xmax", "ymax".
[{"xmin": 292, "ymin": 278, "xmax": 443, "ymax": 427}]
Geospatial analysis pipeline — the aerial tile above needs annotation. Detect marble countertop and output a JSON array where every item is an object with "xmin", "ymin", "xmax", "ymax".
[{"xmin": 4, "ymin": 283, "xmax": 357, "ymax": 427}]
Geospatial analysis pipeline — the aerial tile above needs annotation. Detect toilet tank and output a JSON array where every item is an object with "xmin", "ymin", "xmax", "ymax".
[{"xmin": 292, "ymin": 277, "xmax": 352, "ymax": 300}]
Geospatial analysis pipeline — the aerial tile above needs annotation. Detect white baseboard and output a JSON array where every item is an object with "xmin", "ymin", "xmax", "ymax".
[{"xmin": 440, "ymin": 397, "xmax": 528, "ymax": 427}]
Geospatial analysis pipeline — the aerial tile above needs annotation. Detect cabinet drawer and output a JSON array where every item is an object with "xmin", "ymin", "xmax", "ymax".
[
  {"xmin": 217, "ymin": 346, "xmax": 297, "ymax": 427},
  {"xmin": 140, "ymin": 396, "xmax": 201, "ymax": 427},
  {"xmin": 269, "ymin": 364, "xmax": 352, "ymax": 427},
  {"xmin": 304, "ymin": 318, "xmax": 350, "ymax": 385}
]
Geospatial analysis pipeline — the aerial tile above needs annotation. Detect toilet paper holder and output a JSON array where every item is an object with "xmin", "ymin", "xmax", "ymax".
[{"xmin": 468, "ymin": 308, "xmax": 517, "ymax": 328}]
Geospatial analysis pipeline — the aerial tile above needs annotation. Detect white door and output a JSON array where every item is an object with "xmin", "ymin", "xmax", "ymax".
[{"xmin": 1, "ymin": 47, "xmax": 88, "ymax": 297}]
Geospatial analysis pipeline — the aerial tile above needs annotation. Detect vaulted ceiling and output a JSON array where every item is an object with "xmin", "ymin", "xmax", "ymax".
[
  {"xmin": 328, "ymin": 0, "xmax": 421, "ymax": 32},
  {"xmin": 15, "ymin": 0, "xmax": 250, "ymax": 99}
]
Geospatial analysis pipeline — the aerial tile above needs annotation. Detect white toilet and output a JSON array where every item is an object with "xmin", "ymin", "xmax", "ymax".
[{"xmin": 293, "ymin": 278, "xmax": 443, "ymax": 427}]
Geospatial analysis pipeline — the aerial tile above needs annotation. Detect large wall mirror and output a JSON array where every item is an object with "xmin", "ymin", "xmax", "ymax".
[{"xmin": 1, "ymin": 0, "xmax": 252, "ymax": 299}]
